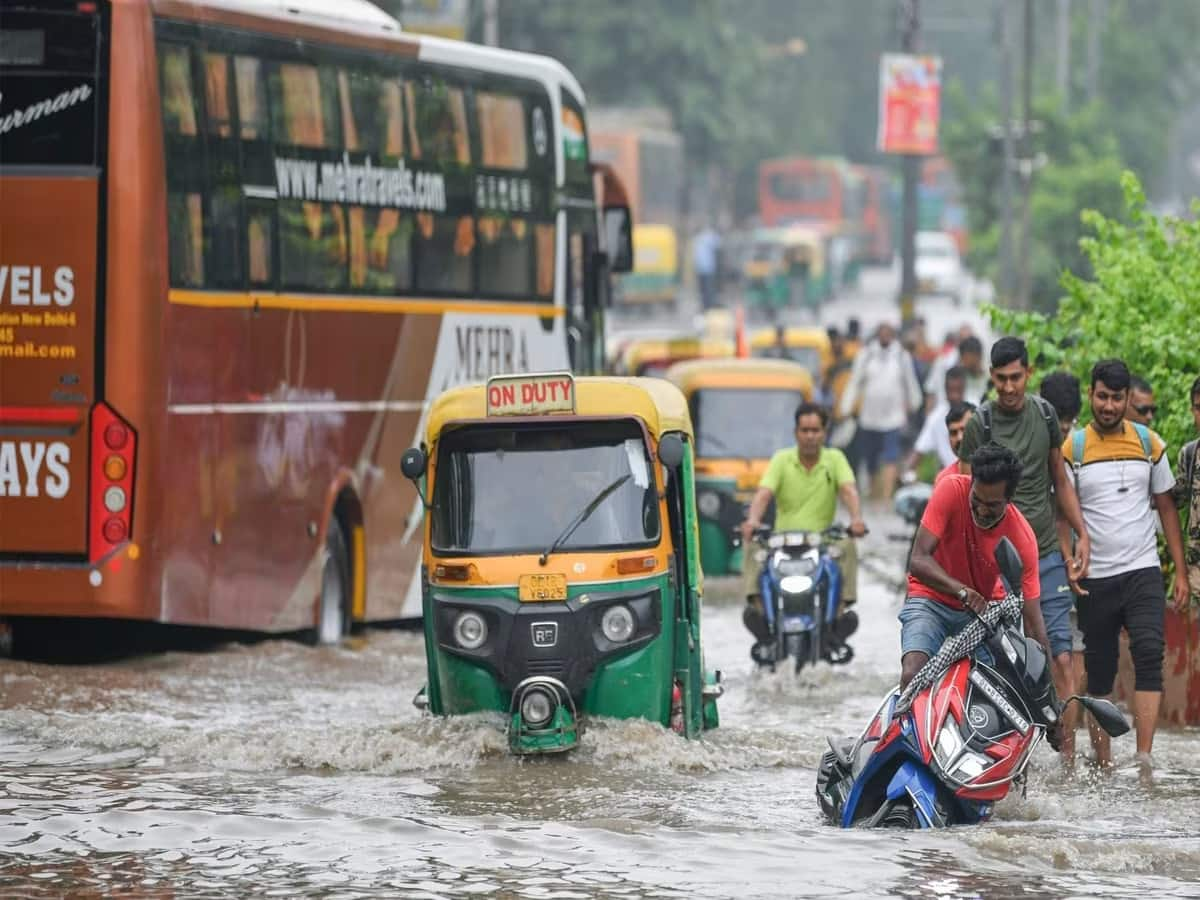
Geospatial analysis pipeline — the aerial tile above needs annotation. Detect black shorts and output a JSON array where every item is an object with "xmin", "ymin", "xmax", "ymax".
[{"xmin": 1077, "ymin": 566, "xmax": 1165, "ymax": 695}]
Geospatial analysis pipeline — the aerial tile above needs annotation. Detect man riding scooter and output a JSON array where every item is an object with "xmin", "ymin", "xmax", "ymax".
[{"xmin": 740, "ymin": 402, "xmax": 868, "ymax": 663}]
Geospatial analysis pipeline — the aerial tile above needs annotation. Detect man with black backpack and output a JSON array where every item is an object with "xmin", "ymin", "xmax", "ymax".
[{"xmin": 957, "ymin": 337, "xmax": 1090, "ymax": 761}]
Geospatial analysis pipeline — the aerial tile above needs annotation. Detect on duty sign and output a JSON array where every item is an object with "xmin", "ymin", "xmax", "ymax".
[{"xmin": 486, "ymin": 372, "xmax": 575, "ymax": 417}]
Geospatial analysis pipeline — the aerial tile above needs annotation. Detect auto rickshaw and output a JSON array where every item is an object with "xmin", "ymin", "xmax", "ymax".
[
  {"xmin": 614, "ymin": 224, "xmax": 679, "ymax": 314},
  {"xmin": 403, "ymin": 372, "xmax": 721, "ymax": 754},
  {"xmin": 614, "ymin": 335, "xmax": 734, "ymax": 378},
  {"xmin": 748, "ymin": 326, "xmax": 833, "ymax": 381},
  {"xmin": 742, "ymin": 225, "xmax": 831, "ymax": 314},
  {"xmin": 664, "ymin": 359, "xmax": 814, "ymax": 576}
]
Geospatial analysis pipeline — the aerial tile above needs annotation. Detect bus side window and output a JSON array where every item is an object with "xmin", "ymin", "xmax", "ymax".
[
  {"xmin": 478, "ymin": 216, "xmax": 531, "ymax": 297},
  {"xmin": 271, "ymin": 62, "xmax": 340, "ymax": 149},
  {"xmin": 202, "ymin": 51, "xmax": 233, "ymax": 137},
  {"xmin": 234, "ymin": 56, "xmax": 268, "ymax": 141},
  {"xmin": 414, "ymin": 212, "xmax": 473, "ymax": 295},
  {"xmin": 406, "ymin": 75, "xmax": 469, "ymax": 166},
  {"xmin": 159, "ymin": 42, "xmax": 204, "ymax": 287},
  {"xmin": 476, "ymin": 91, "xmax": 527, "ymax": 170}
]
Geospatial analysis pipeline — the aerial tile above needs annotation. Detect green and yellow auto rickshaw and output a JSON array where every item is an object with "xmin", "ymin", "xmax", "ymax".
[
  {"xmin": 748, "ymin": 326, "xmax": 833, "ymax": 380},
  {"xmin": 614, "ymin": 224, "xmax": 680, "ymax": 314},
  {"xmin": 403, "ymin": 373, "xmax": 721, "ymax": 754},
  {"xmin": 665, "ymin": 359, "xmax": 815, "ymax": 576},
  {"xmin": 742, "ymin": 225, "xmax": 831, "ymax": 313}
]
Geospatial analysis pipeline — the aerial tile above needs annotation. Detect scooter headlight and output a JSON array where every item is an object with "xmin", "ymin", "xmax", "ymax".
[
  {"xmin": 697, "ymin": 490, "xmax": 721, "ymax": 518},
  {"xmin": 600, "ymin": 604, "xmax": 636, "ymax": 643},
  {"xmin": 452, "ymin": 610, "xmax": 488, "ymax": 650},
  {"xmin": 934, "ymin": 719, "xmax": 991, "ymax": 782},
  {"xmin": 779, "ymin": 574, "xmax": 813, "ymax": 595},
  {"xmin": 520, "ymin": 689, "xmax": 555, "ymax": 726}
]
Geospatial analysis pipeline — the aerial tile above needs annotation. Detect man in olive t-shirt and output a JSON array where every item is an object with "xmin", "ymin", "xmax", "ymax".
[{"xmin": 957, "ymin": 337, "xmax": 1091, "ymax": 760}]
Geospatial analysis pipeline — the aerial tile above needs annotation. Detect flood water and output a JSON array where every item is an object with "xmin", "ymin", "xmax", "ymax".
[{"xmin": 3, "ymin": 519, "xmax": 1200, "ymax": 898}]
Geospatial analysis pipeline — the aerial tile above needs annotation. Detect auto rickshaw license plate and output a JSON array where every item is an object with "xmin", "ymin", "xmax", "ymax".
[{"xmin": 519, "ymin": 574, "xmax": 567, "ymax": 602}]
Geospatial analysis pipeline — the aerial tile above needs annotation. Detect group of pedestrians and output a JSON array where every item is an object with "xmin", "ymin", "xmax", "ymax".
[
  {"xmin": 742, "ymin": 321, "xmax": 1200, "ymax": 771},
  {"xmin": 902, "ymin": 337, "xmax": 1199, "ymax": 769}
]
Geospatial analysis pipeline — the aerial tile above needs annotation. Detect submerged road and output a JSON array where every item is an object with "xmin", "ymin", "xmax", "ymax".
[{"xmin": 3, "ymin": 509, "xmax": 1199, "ymax": 898}]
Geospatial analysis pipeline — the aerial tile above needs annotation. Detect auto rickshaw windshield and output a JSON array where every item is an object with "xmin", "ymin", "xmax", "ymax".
[
  {"xmin": 693, "ymin": 388, "xmax": 805, "ymax": 459},
  {"xmin": 431, "ymin": 420, "xmax": 661, "ymax": 555},
  {"xmin": 753, "ymin": 344, "xmax": 823, "ymax": 374}
]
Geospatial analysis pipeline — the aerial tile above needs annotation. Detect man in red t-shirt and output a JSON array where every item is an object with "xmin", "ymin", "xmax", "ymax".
[{"xmin": 900, "ymin": 442, "xmax": 1051, "ymax": 690}]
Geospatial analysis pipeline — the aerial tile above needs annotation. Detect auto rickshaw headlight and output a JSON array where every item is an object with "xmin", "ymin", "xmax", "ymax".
[
  {"xmin": 697, "ymin": 490, "xmax": 721, "ymax": 518},
  {"xmin": 520, "ymin": 689, "xmax": 555, "ymax": 726},
  {"xmin": 600, "ymin": 604, "xmax": 636, "ymax": 643},
  {"xmin": 453, "ymin": 610, "xmax": 488, "ymax": 650}
]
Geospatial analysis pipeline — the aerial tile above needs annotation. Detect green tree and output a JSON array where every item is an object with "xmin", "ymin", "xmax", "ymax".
[{"xmin": 986, "ymin": 173, "xmax": 1200, "ymax": 455}]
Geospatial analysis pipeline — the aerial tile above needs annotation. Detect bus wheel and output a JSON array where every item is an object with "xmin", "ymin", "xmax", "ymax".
[{"xmin": 309, "ymin": 521, "xmax": 350, "ymax": 646}]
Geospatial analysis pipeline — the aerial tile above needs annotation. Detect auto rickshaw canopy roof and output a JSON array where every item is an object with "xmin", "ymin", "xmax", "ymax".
[
  {"xmin": 618, "ymin": 336, "xmax": 735, "ymax": 374},
  {"xmin": 425, "ymin": 375, "xmax": 695, "ymax": 443},
  {"xmin": 749, "ymin": 326, "xmax": 832, "ymax": 352},
  {"xmin": 663, "ymin": 357, "xmax": 815, "ymax": 397}
]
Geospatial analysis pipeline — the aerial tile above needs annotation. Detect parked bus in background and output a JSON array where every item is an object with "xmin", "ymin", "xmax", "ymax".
[
  {"xmin": 756, "ymin": 155, "xmax": 865, "ymax": 286},
  {"xmin": 850, "ymin": 164, "xmax": 895, "ymax": 265},
  {"xmin": 919, "ymin": 156, "xmax": 968, "ymax": 256},
  {"xmin": 590, "ymin": 111, "xmax": 685, "ymax": 313},
  {"xmin": 0, "ymin": 0, "xmax": 631, "ymax": 651}
]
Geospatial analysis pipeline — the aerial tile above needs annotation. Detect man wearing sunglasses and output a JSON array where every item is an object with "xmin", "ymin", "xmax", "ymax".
[
  {"xmin": 1126, "ymin": 375, "xmax": 1157, "ymax": 428},
  {"xmin": 900, "ymin": 443, "xmax": 1052, "ymax": 706}
]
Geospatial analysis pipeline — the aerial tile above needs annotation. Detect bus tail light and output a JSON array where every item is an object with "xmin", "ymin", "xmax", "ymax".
[{"xmin": 90, "ymin": 403, "xmax": 136, "ymax": 563}]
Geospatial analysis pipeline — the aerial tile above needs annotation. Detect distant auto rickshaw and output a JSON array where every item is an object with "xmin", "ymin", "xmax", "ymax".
[
  {"xmin": 404, "ymin": 372, "xmax": 721, "ymax": 754},
  {"xmin": 614, "ymin": 224, "xmax": 679, "ymax": 314},
  {"xmin": 615, "ymin": 335, "xmax": 734, "ymax": 378},
  {"xmin": 748, "ymin": 326, "xmax": 833, "ymax": 381},
  {"xmin": 665, "ymin": 359, "xmax": 815, "ymax": 576},
  {"xmin": 742, "ymin": 225, "xmax": 832, "ymax": 313}
]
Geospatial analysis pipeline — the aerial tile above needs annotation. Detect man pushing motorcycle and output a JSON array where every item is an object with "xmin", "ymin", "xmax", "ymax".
[
  {"xmin": 739, "ymin": 402, "xmax": 868, "ymax": 661},
  {"xmin": 902, "ymin": 443, "xmax": 1056, "ymax": 729}
]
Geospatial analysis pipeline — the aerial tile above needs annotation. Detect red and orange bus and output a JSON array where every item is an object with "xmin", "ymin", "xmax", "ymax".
[{"xmin": 0, "ymin": 0, "xmax": 629, "ymax": 647}]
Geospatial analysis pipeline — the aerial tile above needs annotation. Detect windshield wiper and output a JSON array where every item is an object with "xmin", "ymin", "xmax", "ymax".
[{"xmin": 539, "ymin": 474, "xmax": 631, "ymax": 565}]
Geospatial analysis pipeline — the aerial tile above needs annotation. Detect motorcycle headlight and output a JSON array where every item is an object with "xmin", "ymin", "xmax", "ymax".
[
  {"xmin": 452, "ymin": 610, "xmax": 488, "ymax": 650},
  {"xmin": 933, "ymin": 719, "xmax": 991, "ymax": 781},
  {"xmin": 600, "ymin": 604, "xmax": 636, "ymax": 643},
  {"xmin": 779, "ymin": 574, "xmax": 814, "ymax": 595},
  {"xmin": 697, "ymin": 490, "xmax": 721, "ymax": 518}
]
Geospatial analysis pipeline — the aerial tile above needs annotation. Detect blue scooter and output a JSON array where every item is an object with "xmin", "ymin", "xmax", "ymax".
[{"xmin": 744, "ymin": 525, "xmax": 859, "ymax": 673}]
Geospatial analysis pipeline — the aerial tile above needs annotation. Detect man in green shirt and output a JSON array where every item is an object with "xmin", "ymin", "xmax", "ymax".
[
  {"xmin": 739, "ymin": 402, "xmax": 867, "ymax": 657},
  {"xmin": 956, "ymin": 336, "xmax": 1090, "ymax": 761}
]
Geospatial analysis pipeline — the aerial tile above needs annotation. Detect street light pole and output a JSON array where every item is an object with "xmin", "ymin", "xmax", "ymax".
[
  {"xmin": 997, "ymin": 0, "xmax": 1015, "ymax": 302},
  {"xmin": 898, "ymin": 0, "xmax": 920, "ymax": 322}
]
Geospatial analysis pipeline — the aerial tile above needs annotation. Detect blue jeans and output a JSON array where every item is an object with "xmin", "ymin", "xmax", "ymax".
[
  {"xmin": 1037, "ymin": 550, "xmax": 1074, "ymax": 658},
  {"xmin": 899, "ymin": 597, "xmax": 994, "ymax": 665}
]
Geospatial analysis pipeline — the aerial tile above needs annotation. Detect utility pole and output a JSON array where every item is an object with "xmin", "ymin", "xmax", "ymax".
[
  {"xmin": 1055, "ymin": 0, "xmax": 1071, "ymax": 108},
  {"xmin": 1015, "ymin": 0, "xmax": 1035, "ymax": 309},
  {"xmin": 997, "ymin": 0, "xmax": 1015, "ymax": 302},
  {"xmin": 1086, "ymin": 0, "xmax": 1105, "ymax": 103},
  {"xmin": 483, "ymin": 0, "xmax": 499, "ymax": 47},
  {"xmin": 898, "ymin": 0, "xmax": 919, "ymax": 322}
]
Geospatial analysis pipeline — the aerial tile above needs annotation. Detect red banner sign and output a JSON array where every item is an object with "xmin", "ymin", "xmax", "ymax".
[{"xmin": 877, "ymin": 53, "xmax": 942, "ymax": 155}]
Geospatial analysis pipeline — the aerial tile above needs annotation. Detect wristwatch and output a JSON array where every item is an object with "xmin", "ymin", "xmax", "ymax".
[{"xmin": 956, "ymin": 587, "xmax": 969, "ymax": 605}]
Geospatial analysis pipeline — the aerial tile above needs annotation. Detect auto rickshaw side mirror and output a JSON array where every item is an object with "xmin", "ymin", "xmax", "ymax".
[
  {"xmin": 658, "ymin": 434, "xmax": 685, "ymax": 468},
  {"xmin": 401, "ymin": 447, "xmax": 433, "ymax": 510},
  {"xmin": 401, "ymin": 447, "xmax": 427, "ymax": 480}
]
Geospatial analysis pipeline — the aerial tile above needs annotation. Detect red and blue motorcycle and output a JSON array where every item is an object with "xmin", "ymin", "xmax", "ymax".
[{"xmin": 817, "ymin": 538, "xmax": 1129, "ymax": 827}]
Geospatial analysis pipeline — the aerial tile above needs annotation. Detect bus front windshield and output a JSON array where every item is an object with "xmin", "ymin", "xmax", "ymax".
[
  {"xmin": 694, "ymin": 389, "xmax": 805, "ymax": 460},
  {"xmin": 432, "ymin": 421, "xmax": 661, "ymax": 555}
]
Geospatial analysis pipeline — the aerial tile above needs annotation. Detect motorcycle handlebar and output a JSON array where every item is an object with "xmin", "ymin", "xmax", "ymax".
[{"xmin": 733, "ymin": 524, "xmax": 868, "ymax": 546}]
